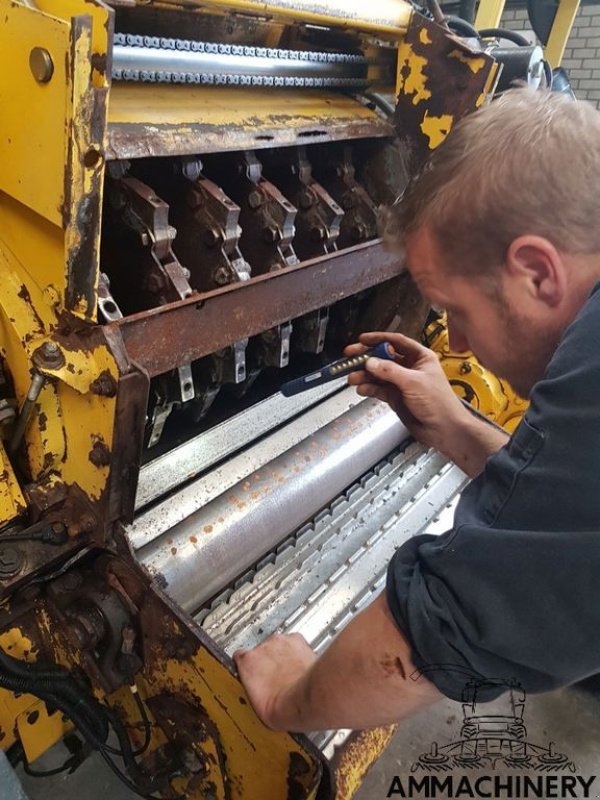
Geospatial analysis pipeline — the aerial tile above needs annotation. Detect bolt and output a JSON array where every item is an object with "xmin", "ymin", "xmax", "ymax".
[
  {"xmin": 47, "ymin": 521, "xmax": 68, "ymax": 545},
  {"xmin": 248, "ymin": 190, "xmax": 263, "ymax": 209},
  {"xmin": 214, "ymin": 266, "xmax": 230, "ymax": 286},
  {"xmin": 33, "ymin": 341, "xmax": 65, "ymax": 370},
  {"xmin": 181, "ymin": 157, "xmax": 202, "ymax": 182},
  {"xmin": 460, "ymin": 362, "xmax": 472, "ymax": 375},
  {"xmin": 0, "ymin": 546, "xmax": 25, "ymax": 578},
  {"xmin": 29, "ymin": 47, "xmax": 54, "ymax": 83}
]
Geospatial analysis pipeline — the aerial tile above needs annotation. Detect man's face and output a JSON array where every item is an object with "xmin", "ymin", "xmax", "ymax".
[{"xmin": 405, "ymin": 226, "xmax": 560, "ymax": 397}]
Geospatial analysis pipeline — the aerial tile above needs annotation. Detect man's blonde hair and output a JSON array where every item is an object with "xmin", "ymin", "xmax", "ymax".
[{"xmin": 383, "ymin": 88, "xmax": 600, "ymax": 275}]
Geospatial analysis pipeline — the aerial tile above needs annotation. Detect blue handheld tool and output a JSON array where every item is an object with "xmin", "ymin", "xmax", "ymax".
[{"xmin": 280, "ymin": 341, "xmax": 395, "ymax": 397}]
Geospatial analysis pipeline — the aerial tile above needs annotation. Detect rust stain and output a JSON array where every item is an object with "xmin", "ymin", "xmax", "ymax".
[
  {"xmin": 88, "ymin": 436, "xmax": 111, "ymax": 467},
  {"xmin": 170, "ymin": 547, "xmax": 177, "ymax": 556},
  {"xmin": 189, "ymin": 535, "xmax": 198, "ymax": 544},
  {"xmin": 203, "ymin": 525, "xmax": 213, "ymax": 534}
]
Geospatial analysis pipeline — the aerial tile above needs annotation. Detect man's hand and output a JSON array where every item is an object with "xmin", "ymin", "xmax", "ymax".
[
  {"xmin": 233, "ymin": 594, "xmax": 442, "ymax": 733},
  {"xmin": 233, "ymin": 633, "xmax": 316, "ymax": 731},
  {"xmin": 346, "ymin": 331, "xmax": 469, "ymax": 451},
  {"xmin": 346, "ymin": 332, "xmax": 509, "ymax": 477}
]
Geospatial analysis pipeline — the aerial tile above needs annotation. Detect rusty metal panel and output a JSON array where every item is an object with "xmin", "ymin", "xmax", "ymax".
[
  {"xmin": 395, "ymin": 16, "xmax": 500, "ymax": 171},
  {"xmin": 113, "ymin": 240, "xmax": 404, "ymax": 377},
  {"xmin": 106, "ymin": 86, "xmax": 394, "ymax": 159},
  {"xmin": 161, "ymin": 0, "xmax": 413, "ymax": 36}
]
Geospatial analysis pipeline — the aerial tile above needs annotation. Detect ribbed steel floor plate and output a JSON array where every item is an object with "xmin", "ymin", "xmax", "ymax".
[{"xmin": 199, "ymin": 442, "xmax": 467, "ymax": 656}]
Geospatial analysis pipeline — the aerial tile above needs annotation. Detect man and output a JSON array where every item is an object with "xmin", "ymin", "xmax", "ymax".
[{"xmin": 233, "ymin": 87, "xmax": 600, "ymax": 731}]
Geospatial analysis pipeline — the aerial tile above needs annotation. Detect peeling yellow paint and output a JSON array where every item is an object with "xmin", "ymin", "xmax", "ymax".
[
  {"xmin": 448, "ymin": 49, "xmax": 486, "ymax": 73},
  {"xmin": 0, "ymin": 439, "xmax": 26, "ymax": 527},
  {"xmin": 420, "ymin": 110, "xmax": 453, "ymax": 149},
  {"xmin": 396, "ymin": 43, "xmax": 432, "ymax": 104},
  {"xmin": 419, "ymin": 26, "xmax": 432, "ymax": 44}
]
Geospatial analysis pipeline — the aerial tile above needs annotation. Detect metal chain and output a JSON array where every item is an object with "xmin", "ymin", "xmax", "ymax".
[
  {"xmin": 113, "ymin": 32, "xmax": 366, "ymax": 64},
  {"xmin": 112, "ymin": 67, "xmax": 366, "ymax": 87}
]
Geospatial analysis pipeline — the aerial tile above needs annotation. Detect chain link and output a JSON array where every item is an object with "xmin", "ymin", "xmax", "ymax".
[{"xmin": 113, "ymin": 32, "xmax": 366, "ymax": 65}]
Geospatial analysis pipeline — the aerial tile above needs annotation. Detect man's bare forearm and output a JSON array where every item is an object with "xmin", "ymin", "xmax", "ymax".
[
  {"xmin": 438, "ymin": 405, "xmax": 509, "ymax": 478},
  {"xmin": 265, "ymin": 595, "xmax": 441, "ymax": 732}
]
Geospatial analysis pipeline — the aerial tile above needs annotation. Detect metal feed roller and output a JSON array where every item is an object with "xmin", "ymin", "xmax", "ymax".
[{"xmin": 112, "ymin": 32, "xmax": 370, "ymax": 87}]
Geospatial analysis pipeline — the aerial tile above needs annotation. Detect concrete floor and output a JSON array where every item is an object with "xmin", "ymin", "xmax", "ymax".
[{"xmin": 12, "ymin": 678, "xmax": 600, "ymax": 800}]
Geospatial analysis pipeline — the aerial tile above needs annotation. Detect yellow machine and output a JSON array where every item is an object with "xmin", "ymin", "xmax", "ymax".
[
  {"xmin": 425, "ymin": 315, "xmax": 528, "ymax": 434},
  {"xmin": 0, "ymin": 0, "xmax": 575, "ymax": 796}
]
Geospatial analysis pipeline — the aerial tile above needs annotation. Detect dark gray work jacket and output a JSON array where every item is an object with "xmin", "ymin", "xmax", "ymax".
[{"xmin": 387, "ymin": 282, "xmax": 600, "ymax": 701}]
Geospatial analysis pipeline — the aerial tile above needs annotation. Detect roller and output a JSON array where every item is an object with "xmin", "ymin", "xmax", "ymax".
[{"xmin": 138, "ymin": 398, "xmax": 408, "ymax": 613}]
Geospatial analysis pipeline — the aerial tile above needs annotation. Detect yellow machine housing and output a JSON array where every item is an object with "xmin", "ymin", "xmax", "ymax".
[{"xmin": 0, "ymin": 0, "xmax": 575, "ymax": 795}]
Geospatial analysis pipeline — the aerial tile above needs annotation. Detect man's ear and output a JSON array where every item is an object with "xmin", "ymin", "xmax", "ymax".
[{"xmin": 505, "ymin": 235, "xmax": 566, "ymax": 307}]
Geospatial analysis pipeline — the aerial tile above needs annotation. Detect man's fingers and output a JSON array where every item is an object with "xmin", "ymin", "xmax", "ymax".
[
  {"xmin": 343, "ymin": 342, "xmax": 369, "ymax": 357},
  {"xmin": 347, "ymin": 370, "xmax": 386, "ymax": 387},
  {"xmin": 365, "ymin": 357, "xmax": 416, "ymax": 390},
  {"xmin": 359, "ymin": 331, "xmax": 428, "ymax": 359},
  {"xmin": 356, "ymin": 383, "xmax": 392, "ymax": 405}
]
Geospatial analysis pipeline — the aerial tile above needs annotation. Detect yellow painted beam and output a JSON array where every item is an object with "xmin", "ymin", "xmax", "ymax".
[
  {"xmin": 545, "ymin": 0, "xmax": 580, "ymax": 67},
  {"xmin": 475, "ymin": 0, "xmax": 507, "ymax": 30}
]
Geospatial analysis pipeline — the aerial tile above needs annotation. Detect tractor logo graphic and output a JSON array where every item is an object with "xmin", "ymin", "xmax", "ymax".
[{"xmin": 412, "ymin": 678, "xmax": 576, "ymax": 773}]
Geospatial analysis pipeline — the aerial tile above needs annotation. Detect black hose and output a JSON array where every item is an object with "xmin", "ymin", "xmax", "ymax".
[
  {"xmin": 446, "ymin": 14, "xmax": 479, "ymax": 37},
  {"xmin": 0, "ymin": 649, "xmax": 111, "ymax": 744},
  {"xmin": 479, "ymin": 27, "xmax": 531, "ymax": 46},
  {"xmin": 362, "ymin": 92, "xmax": 395, "ymax": 118},
  {"xmin": 0, "ymin": 645, "xmax": 72, "ymax": 682},
  {"xmin": 0, "ymin": 646, "xmax": 163, "ymax": 797},
  {"xmin": 131, "ymin": 691, "xmax": 152, "ymax": 757},
  {"xmin": 0, "ymin": 668, "xmax": 109, "ymax": 747}
]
